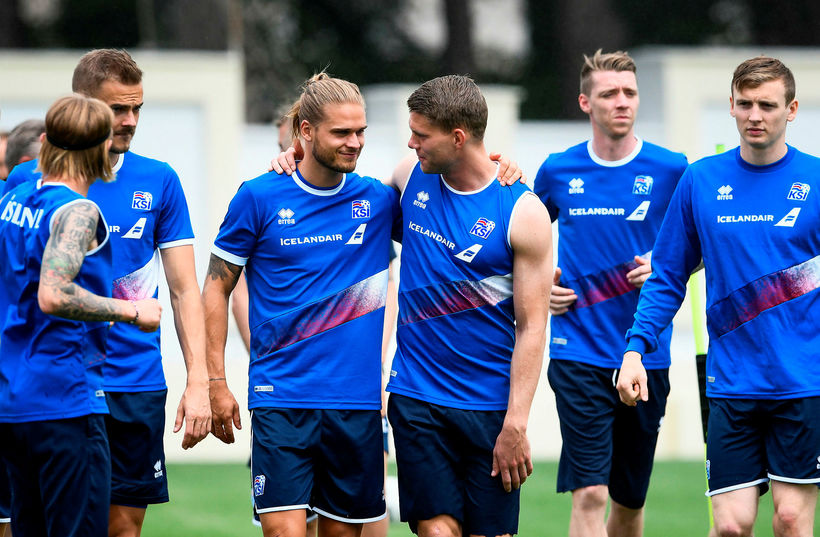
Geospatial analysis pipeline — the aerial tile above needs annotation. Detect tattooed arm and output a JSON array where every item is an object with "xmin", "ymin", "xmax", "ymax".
[
  {"xmin": 38, "ymin": 201, "xmax": 162, "ymax": 331},
  {"xmin": 201, "ymin": 253, "xmax": 243, "ymax": 443}
]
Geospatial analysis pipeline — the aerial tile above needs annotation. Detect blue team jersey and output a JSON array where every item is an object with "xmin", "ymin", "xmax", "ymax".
[
  {"xmin": 627, "ymin": 146, "xmax": 820, "ymax": 399},
  {"xmin": 0, "ymin": 180, "xmax": 111, "ymax": 422},
  {"xmin": 5, "ymin": 153, "xmax": 195, "ymax": 391},
  {"xmin": 213, "ymin": 169, "xmax": 399, "ymax": 410},
  {"xmin": 386, "ymin": 163, "xmax": 533, "ymax": 410},
  {"xmin": 534, "ymin": 139, "xmax": 687, "ymax": 369}
]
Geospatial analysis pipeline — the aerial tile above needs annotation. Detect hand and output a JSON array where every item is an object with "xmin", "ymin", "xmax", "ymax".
[
  {"xmin": 549, "ymin": 267, "xmax": 577, "ymax": 315},
  {"xmin": 268, "ymin": 140, "xmax": 303, "ymax": 174},
  {"xmin": 209, "ymin": 380, "xmax": 242, "ymax": 444},
  {"xmin": 174, "ymin": 382, "xmax": 211, "ymax": 449},
  {"xmin": 626, "ymin": 255, "xmax": 652, "ymax": 288},
  {"xmin": 133, "ymin": 298, "xmax": 162, "ymax": 332},
  {"xmin": 616, "ymin": 351, "xmax": 648, "ymax": 406},
  {"xmin": 491, "ymin": 420, "xmax": 533, "ymax": 492},
  {"xmin": 490, "ymin": 152, "xmax": 526, "ymax": 186}
]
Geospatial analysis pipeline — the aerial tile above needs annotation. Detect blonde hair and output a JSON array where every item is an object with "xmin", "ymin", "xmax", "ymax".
[
  {"xmin": 580, "ymin": 49, "xmax": 637, "ymax": 95},
  {"xmin": 39, "ymin": 94, "xmax": 114, "ymax": 183},
  {"xmin": 732, "ymin": 56, "xmax": 795, "ymax": 104},
  {"xmin": 287, "ymin": 72, "xmax": 365, "ymax": 140},
  {"xmin": 72, "ymin": 48, "xmax": 143, "ymax": 97}
]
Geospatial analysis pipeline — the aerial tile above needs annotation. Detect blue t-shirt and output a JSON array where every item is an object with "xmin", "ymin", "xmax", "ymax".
[
  {"xmin": 5, "ymin": 153, "xmax": 195, "ymax": 391},
  {"xmin": 534, "ymin": 139, "xmax": 687, "ymax": 369},
  {"xmin": 0, "ymin": 180, "xmax": 111, "ymax": 422},
  {"xmin": 386, "ymin": 163, "xmax": 533, "ymax": 410},
  {"xmin": 627, "ymin": 146, "xmax": 820, "ymax": 399},
  {"xmin": 213, "ymin": 169, "xmax": 399, "ymax": 410}
]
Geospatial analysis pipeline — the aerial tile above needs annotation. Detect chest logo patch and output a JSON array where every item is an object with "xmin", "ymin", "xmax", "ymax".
[
  {"xmin": 469, "ymin": 217, "xmax": 496, "ymax": 239},
  {"xmin": 787, "ymin": 182, "xmax": 810, "ymax": 201},
  {"xmin": 414, "ymin": 191, "xmax": 429, "ymax": 209},
  {"xmin": 352, "ymin": 199, "xmax": 370, "ymax": 218},
  {"xmin": 632, "ymin": 175, "xmax": 654, "ymax": 195},
  {"xmin": 455, "ymin": 243, "xmax": 483, "ymax": 263},
  {"xmin": 717, "ymin": 185, "xmax": 733, "ymax": 200},
  {"xmin": 132, "ymin": 191, "xmax": 153, "ymax": 211},
  {"xmin": 277, "ymin": 208, "xmax": 296, "ymax": 225},
  {"xmin": 568, "ymin": 177, "xmax": 584, "ymax": 194}
]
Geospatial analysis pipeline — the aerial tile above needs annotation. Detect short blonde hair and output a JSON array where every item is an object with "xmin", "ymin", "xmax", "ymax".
[
  {"xmin": 732, "ymin": 56, "xmax": 795, "ymax": 104},
  {"xmin": 287, "ymin": 72, "xmax": 365, "ymax": 140},
  {"xmin": 39, "ymin": 94, "xmax": 114, "ymax": 183},
  {"xmin": 580, "ymin": 49, "xmax": 637, "ymax": 95}
]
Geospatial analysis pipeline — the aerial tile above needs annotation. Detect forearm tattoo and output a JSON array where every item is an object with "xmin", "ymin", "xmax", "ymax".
[
  {"xmin": 206, "ymin": 254, "xmax": 242, "ymax": 285},
  {"xmin": 40, "ymin": 202, "xmax": 122, "ymax": 322}
]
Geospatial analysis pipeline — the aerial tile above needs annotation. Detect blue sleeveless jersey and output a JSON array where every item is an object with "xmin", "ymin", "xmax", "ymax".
[
  {"xmin": 5, "ymin": 153, "xmax": 195, "ymax": 391},
  {"xmin": 0, "ymin": 181, "xmax": 111, "ymax": 422},
  {"xmin": 627, "ymin": 146, "xmax": 820, "ymax": 399},
  {"xmin": 213, "ymin": 169, "xmax": 399, "ymax": 410},
  {"xmin": 386, "ymin": 163, "xmax": 533, "ymax": 410},
  {"xmin": 534, "ymin": 139, "xmax": 687, "ymax": 369}
]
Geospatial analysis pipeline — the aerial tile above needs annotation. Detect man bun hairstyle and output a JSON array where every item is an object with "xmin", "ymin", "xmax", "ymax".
[{"xmin": 287, "ymin": 72, "xmax": 365, "ymax": 141}]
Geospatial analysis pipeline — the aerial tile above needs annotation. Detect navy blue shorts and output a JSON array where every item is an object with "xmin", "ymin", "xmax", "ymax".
[
  {"xmin": 706, "ymin": 397, "xmax": 820, "ymax": 497},
  {"xmin": 251, "ymin": 408, "xmax": 386, "ymax": 523},
  {"xmin": 387, "ymin": 394, "xmax": 520, "ymax": 536},
  {"xmin": 0, "ymin": 415, "xmax": 110, "ymax": 537},
  {"xmin": 0, "ymin": 461, "xmax": 9, "ymax": 523},
  {"xmin": 105, "ymin": 390, "xmax": 169, "ymax": 507},
  {"xmin": 548, "ymin": 359, "xmax": 670, "ymax": 509}
]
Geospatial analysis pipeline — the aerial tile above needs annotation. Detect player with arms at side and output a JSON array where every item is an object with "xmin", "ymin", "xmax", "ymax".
[
  {"xmin": 0, "ymin": 94, "xmax": 161, "ymax": 537},
  {"xmin": 3, "ymin": 49, "xmax": 211, "ymax": 537},
  {"xmin": 385, "ymin": 75, "xmax": 552, "ymax": 537},
  {"xmin": 204, "ymin": 73, "xmax": 398, "ymax": 537},
  {"xmin": 618, "ymin": 56, "xmax": 820, "ymax": 537},
  {"xmin": 533, "ymin": 50, "xmax": 687, "ymax": 537}
]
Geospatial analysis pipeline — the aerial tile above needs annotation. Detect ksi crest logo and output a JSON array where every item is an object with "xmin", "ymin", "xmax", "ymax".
[
  {"xmin": 469, "ymin": 217, "xmax": 496, "ymax": 239},
  {"xmin": 132, "ymin": 191, "xmax": 153, "ymax": 210},
  {"xmin": 632, "ymin": 175, "xmax": 654, "ymax": 195},
  {"xmin": 352, "ymin": 200, "xmax": 371, "ymax": 218},
  {"xmin": 253, "ymin": 474, "xmax": 266, "ymax": 497},
  {"xmin": 787, "ymin": 182, "xmax": 810, "ymax": 201}
]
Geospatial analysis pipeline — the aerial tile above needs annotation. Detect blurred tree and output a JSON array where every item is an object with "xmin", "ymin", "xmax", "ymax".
[{"xmin": 442, "ymin": 0, "xmax": 475, "ymax": 75}]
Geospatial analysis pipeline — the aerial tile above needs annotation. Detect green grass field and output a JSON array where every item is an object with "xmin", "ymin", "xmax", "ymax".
[{"xmin": 142, "ymin": 461, "xmax": 791, "ymax": 536}]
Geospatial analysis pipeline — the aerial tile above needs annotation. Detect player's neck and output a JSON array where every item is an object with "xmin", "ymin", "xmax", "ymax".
[
  {"xmin": 739, "ymin": 140, "xmax": 788, "ymax": 166},
  {"xmin": 297, "ymin": 157, "xmax": 344, "ymax": 189},
  {"xmin": 590, "ymin": 132, "xmax": 638, "ymax": 162},
  {"xmin": 440, "ymin": 144, "xmax": 497, "ymax": 192},
  {"xmin": 43, "ymin": 173, "xmax": 90, "ymax": 197}
]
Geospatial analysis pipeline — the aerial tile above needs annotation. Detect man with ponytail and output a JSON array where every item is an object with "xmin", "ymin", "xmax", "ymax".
[
  {"xmin": 0, "ymin": 94, "xmax": 162, "ymax": 537},
  {"xmin": 204, "ymin": 72, "xmax": 398, "ymax": 537}
]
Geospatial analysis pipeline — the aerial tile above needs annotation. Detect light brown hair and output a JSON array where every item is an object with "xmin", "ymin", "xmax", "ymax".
[
  {"xmin": 732, "ymin": 56, "xmax": 795, "ymax": 104},
  {"xmin": 287, "ymin": 73, "xmax": 365, "ymax": 140},
  {"xmin": 580, "ymin": 49, "xmax": 637, "ymax": 95},
  {"xmin": 72, "ymin": 49, "xmax": 143, "ymax": 97},
  {"xmin": 406, "ymin": 75, "xmax": 488, "ymax": 140},
  {"xmin": 39, "ymin": 95, "xmax": 114, "ymax": 183}
]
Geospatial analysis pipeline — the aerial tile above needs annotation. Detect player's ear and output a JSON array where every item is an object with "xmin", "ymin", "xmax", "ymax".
[
  {"xmin": 578, "ymin": 93, "xmax": 591, "ymax": 114},
  {"xmin": 453, "ymin": 128, "xmax": 467, "ymax": 148},
  {"xmin": 299, "ymin": 119, "xmax": 313, "ymax": 142}
]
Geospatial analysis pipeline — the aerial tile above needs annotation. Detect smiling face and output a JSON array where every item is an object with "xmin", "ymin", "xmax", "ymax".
[
  {"xmin": 92, "ymin": 79, "xmax": 143, "ymax": 154},
  {"xmin": 304, "ymin": 102, "xmax": 366, "ymax": 174},
  {"xmin": 579, "ymin": 70, "xmax": 639, "ymax": 141},
  {"xmin": 730, "ymin": 78, "xmax": 797, "ymax": 158}
]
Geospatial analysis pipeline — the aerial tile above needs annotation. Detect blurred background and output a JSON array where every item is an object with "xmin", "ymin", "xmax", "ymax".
[{"xmin": 3, "ymin": 0, "xmax": 820, "ymax": 465}]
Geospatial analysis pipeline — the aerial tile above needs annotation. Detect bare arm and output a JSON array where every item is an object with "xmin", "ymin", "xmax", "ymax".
[
  {"xmin": 230, "ymin": 271, "xmax": 251, "ymax": 353},
  {"xmin": 39, "ymin": 202, "xmax": 161, "ymax": 330},
  {"xmin": 160, "ymin": 245, "xmax": 211, "ymax": 449},
  {"xmin": 492, "ymin": 194, "xmax": 552, "ymax": 492},
  {"xmin": 201, "ymin": 253, "xmax": 244, "ymax": 443}
]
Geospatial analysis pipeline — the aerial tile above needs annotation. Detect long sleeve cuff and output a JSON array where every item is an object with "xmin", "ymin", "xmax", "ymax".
[{"xmin": 625, "ymin": 335, "xmax": 650, "ymax": 356}]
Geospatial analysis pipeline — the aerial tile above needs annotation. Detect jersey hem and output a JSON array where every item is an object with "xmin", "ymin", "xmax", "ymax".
[
  {"xmin": 102, "ymin": 383, "xmax": 168, "ymax": 393},
  {"xmin": 386, "ymin": 386, "xmax": 508, "ymax": 411},
  {"xmin": 0, "ymin": 408, "xmax": 108, "ymax": 423},
  {"xmin": 248, "ymin": 402, "xmax": 381, "ymax": 411},
  {"xmin": 548, "ymin": 351, "xmax": 670, "ymax": 371},
  {"xmin": 705, "ymin": 390, "xmax": 820, "ymax": 400}
]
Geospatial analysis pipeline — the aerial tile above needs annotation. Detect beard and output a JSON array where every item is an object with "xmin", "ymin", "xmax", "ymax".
[{"xmin": 312, "ymin": 140, "xmax": 359, "ymax": 173}]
